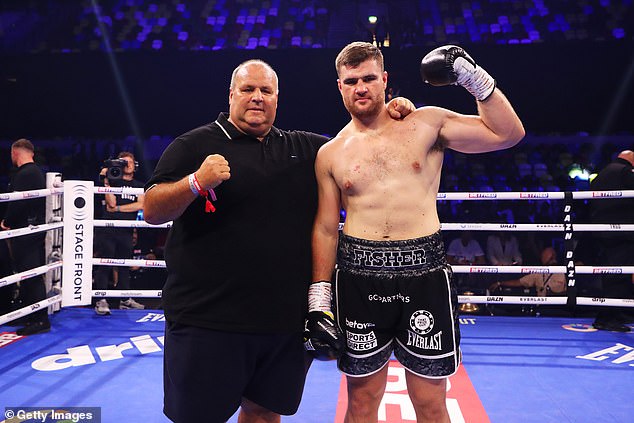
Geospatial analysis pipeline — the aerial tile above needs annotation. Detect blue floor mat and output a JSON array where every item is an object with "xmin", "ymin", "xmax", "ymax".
[{"xmin": 1, "ymin": 309, "xmax": 632, "ymax": 422}]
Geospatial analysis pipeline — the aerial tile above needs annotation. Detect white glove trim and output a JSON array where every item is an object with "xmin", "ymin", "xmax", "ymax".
[{"xmin": 454, "ymin": 57, "xmax": 496, "ymax": 101}]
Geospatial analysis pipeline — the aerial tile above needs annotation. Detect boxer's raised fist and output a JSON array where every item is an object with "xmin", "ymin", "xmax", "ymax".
[{"xmin": 421, "ymin": 45, "xmax": 496, "ymax": 101}]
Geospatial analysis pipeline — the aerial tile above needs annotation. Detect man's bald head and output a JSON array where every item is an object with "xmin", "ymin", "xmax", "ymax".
[{"xmin": 617, "ymin": 150, "xmax": 634, "ymax": 166}]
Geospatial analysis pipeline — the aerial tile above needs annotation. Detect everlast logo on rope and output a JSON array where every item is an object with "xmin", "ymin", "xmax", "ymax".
[{"xmin": 519, "ymin": 297, "xmax": 547, "ymax": 303}]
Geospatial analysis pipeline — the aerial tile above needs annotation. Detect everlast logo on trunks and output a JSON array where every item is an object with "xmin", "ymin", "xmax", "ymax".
[
  {"xmin": 407, "ymin": 310, "xmax": 443, "ymax": 350},
  {"xmin": 352, "ymin": 248, "xmax": 426, "ymax": 268},
  {"xmin": 407, "ymin": 330, "xmax": 443, "ymax": 351},
  {"xmin": 346, "ymin": 331, "xmax": 378, "ymax": 351}
]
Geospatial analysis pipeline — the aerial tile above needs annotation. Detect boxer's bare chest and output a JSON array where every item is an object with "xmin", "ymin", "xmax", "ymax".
[{"xmin": 333, "ymin": 131, "xmax": 433, "ymax": 195}]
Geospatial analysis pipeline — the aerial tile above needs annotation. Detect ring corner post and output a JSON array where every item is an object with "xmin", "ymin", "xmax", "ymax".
[{"xmin": 61, "ymin": 180, "xmax": 95, "ymax": 307}]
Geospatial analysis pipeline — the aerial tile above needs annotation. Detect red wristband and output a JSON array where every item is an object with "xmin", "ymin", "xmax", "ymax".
[
  {"xmin": 189, "ymin": 173, "xmax": 217, "ymax": 213},
  {"xmin": 190, "ymin": 173, "xmax": 206, "ymax": 196}
]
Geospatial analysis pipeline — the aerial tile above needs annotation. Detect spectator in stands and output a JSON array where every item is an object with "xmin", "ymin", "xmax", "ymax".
[
  {"xmin": 446, "ymin": 230, "xmax": 486, "ymax": 266},
  {"xmin": 446, "ymin": 230, "xmax": 487, "ymax": 291},
  {"xmin": 488, "ymin": 246, "xmax": 565, "ymax": 296},
  {"xmin": 486, "ymin": 230, "xmax": 522, "ymax": 266}
]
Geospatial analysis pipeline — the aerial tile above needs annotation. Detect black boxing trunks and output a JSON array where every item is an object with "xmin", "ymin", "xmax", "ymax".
[{"xmin": 334, "ymin": 231, "xmax": 461, "ymax": 378}]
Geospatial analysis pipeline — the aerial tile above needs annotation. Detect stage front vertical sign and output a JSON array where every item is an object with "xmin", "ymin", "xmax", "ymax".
[{"xmin": 62, "ymin": 180, "xmax": 94, "ymax": 306}]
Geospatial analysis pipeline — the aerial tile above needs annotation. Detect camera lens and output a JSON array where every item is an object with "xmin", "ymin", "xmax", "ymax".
[{"xmin": 108, "ymin": 167, "xmax": 121, "ymax": 179}]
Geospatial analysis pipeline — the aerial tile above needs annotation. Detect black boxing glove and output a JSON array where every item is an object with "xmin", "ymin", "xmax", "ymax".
[
  {"xmin": 420, "ymin": 45, "xmax": 496, "ymax": 101},
  {"xmin": 304, "ymin": 281, "xmax": 343, "ymax": 361},
  {"xmin": 303, "ymin": 311, "xmax": 344, "ymax": 361}
]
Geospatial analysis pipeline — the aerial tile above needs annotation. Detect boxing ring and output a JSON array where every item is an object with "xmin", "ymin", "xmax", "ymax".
[{"xmin": 1, "ymin": 178, "xmax": 633, "ymax": 423}]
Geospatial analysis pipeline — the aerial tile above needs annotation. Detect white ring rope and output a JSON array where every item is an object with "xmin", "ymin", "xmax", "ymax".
[
  {"xmin": 93, "ymin": 258, "xmax": 166, "ymax": 268},
  {"xmin": 3, "ymin": 184, "xmax": 634, "ymax": 327},
  {"xmin": 0, "ymin": 187, "xmax": 63, "ymax": 202},
  {"xmin": 93, "ymin": 290, "xmax": 163, "ymax": 298},
  {"xmin": 0, "ymin": 295, "xmax": 62, "ymax": 326},
  {"xmin": 7, "ymin": 188, "xmax": 629, "ymax": 202},
  {"xmin": 436, "ymin": 190, "xmax": 634, "ymax": 200},
  {"xmin": 95, "ymin": 219, "xmax": 171, "ymax": 229},
  {"xmin": 0, "ymin": 222, "xmax": 64, "ymax": 240},
  {"xmin": 338, "ymin": 222, "xmax": 634, "ymax": 232},
  {"xmin": 94, "ymin": 186, "xmax": 144, "ymax": 195},
  {"xmin": 439, "ymin": 223, "xmax": 634, "ymax": 231},
  {"xmin": 459, "ymin": 295, "xmax": 634, "ymax": 307},
  {"xmin": 0, "ymin": 262, "xmax": 63, "ymax": 289},
  {"xmin": 450, "ymin": 265, "xmax": 634, "ymax": 274}
]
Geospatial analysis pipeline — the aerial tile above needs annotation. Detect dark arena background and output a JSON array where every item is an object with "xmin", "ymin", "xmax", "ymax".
[{"xmin": 1, "ymin": 1, "xmax": 634, "ymax": 422}]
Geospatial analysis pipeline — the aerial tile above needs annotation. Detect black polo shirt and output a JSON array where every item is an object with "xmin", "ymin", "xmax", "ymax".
[
  {"xmin": 146, "ymin": 113, "xmax": 328, "ymax": 333},
  {"xmin": 590, "ymin": 157, "xmax": 634, "ymax": 241},
  {"xmin": 4, "ymin": 162, "xmax": 45, "ymax": 228}
]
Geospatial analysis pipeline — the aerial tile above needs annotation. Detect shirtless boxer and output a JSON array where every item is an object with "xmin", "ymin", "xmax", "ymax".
[{"xmin": 306, "ymin": 42, "xmax": 525, "ymax": 422}]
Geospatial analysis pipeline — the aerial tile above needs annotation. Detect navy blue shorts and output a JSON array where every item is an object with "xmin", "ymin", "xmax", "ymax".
[
  {"xmin": 335, "ymin": 232, "xmax": 461, "ymax": 378},
  {"xmin": 163, "ymin": 321, "xmax": 311, "ymax": 422}
]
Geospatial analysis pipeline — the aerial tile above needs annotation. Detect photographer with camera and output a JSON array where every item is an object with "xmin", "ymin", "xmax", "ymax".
[{"xmin": 94, "ymin": 151, "xmax": 145, "ymax": 315}]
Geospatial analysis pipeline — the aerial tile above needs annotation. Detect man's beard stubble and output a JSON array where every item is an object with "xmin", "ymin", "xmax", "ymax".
[{"xmin": 345, "ymin": 93, "xmax": 385, "ymax": 119}]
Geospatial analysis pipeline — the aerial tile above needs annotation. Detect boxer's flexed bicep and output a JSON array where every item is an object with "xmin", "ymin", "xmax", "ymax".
[{"xmin": 195, "ymin": 154, "xmax": 231, "ymax": 190}]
